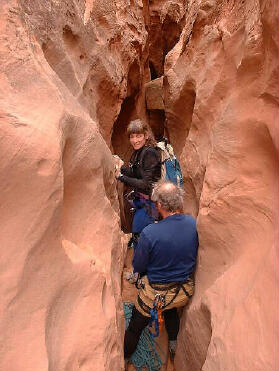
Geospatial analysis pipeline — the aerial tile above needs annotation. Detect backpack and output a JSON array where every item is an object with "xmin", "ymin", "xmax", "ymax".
[
  {"xmin": 157, "ymin": 140, "xmax": 183, "ymax": 187},
  {"xmin": 136, "ymin": 140, "xmax": 183, "ymax": 188}
]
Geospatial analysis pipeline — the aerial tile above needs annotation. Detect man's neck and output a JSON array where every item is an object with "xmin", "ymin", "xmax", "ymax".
[{"xmin": 161, "ymin": 210, "xmax": 181, "ymax": 219}]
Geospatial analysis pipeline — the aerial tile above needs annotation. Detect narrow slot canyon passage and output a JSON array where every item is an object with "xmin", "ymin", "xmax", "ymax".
[
  {"xmin": 0, "ymin": 1, "xmax": 278, "ymax": 371},
  {"xmin": 111, "ymin": 49, "xmax": 195, "ymax": 370}
]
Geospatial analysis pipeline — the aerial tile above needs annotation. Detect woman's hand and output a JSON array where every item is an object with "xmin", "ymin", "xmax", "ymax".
[{"xmin": 113, "ymin": 155, "xmax": 124, "ymax": 178}]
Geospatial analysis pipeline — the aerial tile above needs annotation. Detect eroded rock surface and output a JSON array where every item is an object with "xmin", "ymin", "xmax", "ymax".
[
  {"xmin": 148, "ymin": 0, "xmax": 187, "ymax": 78},
  {"xmin": 0, "ymin": 1, "xmax": 149, "ymax": 370},
  {"xmin": 0, "ymin": 1, "xmax": 278, "ymax": 371},
  {"xmin": 163, "ymin": 1, "xmax": 279, "ymax": 371}
]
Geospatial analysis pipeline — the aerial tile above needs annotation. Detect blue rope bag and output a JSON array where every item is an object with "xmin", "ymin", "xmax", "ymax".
[{"xmin": 124, "ymin": 303, "xmax": 167, "ymax": 371}]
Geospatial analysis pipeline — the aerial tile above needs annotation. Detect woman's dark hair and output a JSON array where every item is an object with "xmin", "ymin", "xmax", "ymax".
[{"xmin": 127, "ymin": 119, "xmax": 157, "ymax": 147}]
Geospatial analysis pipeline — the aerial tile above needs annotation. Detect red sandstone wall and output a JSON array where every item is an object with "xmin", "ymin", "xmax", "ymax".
[
  {"xmin": 0, "ymin": 1, "xmax": 278, "ymax": 371},
  {"xmin": 0, "ymin": 1, "xmax": 149, "ymax": 370},
  {"xmin": 163, "ymin": 1, "xmax": 278, "ymax": 370}
]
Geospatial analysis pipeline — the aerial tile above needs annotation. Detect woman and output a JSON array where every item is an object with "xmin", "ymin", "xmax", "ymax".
[{"xmin": 116, "ymin": 119, "xmax": 161, "ymax": 238}]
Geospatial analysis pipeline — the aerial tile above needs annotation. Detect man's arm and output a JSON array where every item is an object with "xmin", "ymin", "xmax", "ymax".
[{"xmin": 132, "ymin": 231, "xmax": 150, "ymax": 274}]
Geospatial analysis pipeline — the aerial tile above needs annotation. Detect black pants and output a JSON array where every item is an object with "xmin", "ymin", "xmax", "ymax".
[{"xmin": 124, "ymin": 305, "xmax": 180, "ymax": 359}]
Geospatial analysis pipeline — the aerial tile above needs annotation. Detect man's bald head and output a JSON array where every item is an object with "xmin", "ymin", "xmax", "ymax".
[
  {"xmin": 152, "ymin": 180, "xmax": 184, "ymax": 213},
  {"xmin": 160, "ymin": 182, "xmax": 176, "ymax": 192}
]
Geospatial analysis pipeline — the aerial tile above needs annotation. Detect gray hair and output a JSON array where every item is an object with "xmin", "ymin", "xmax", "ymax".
[{"xmin": 151, "ymin": 181, "xmax": 184, "ymax": 212}]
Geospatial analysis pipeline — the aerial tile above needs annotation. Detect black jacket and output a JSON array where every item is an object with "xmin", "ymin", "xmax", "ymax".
[{"xmin": 119, "ymin": 146, "xmax": 161, "ymax": 196}]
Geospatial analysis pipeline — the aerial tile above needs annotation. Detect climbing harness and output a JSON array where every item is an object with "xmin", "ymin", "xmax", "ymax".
[
  {"xmin": 137, "ymin": 277, "xmax": 194, "ymax": 336},
  {"xmin": 124, "ymin": 302, "xmax": 167, "ymax": 371},
  {"xmin": 150, "ymin": 281, "xmax": 192, "ymax": 309}
]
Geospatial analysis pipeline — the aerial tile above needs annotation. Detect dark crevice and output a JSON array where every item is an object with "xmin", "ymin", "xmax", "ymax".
[
  {"xmin": 162, "ymin": 16, "xmax": 184, "ymax": 58},
  {"xmin": 149, "ymin": 61, "xmax": 158, "ymax": 80},
  {"xmin": 62, "ymin": 25, "xmax": 80, "ymax": 48},
  {"xmin": 148, "ymin": 7, "xmax": 185, "ymax": 78},
  {"xmin": 111, "ymin": 96, "xmax": 136, "ymax": 233},
  {"xmin": 127, "ymin": 61, "xmax": 141, "ymax": 97},
  {"xmin": 111, "ymin": 96, "xmax": 135, "ymax": 162},
  {"xmin": 148, "ymin": 109, "xmax": 165, "ymax": 141}
]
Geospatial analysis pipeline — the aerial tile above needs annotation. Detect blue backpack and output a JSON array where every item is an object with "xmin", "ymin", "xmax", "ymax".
[{"xmin": 157, "ymin": 141, "xmax": 183, "ymax": 187}]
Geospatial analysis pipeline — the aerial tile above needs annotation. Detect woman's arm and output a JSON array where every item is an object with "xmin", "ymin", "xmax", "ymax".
[{"xmin": 120, "ymin": 164, "xmax": 134, "ymax": 177}]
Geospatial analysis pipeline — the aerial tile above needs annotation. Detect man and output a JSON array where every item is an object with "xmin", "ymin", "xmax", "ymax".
[{"xmin": 124, "ymin": 180, "xmax": 199, "ymax": 362}]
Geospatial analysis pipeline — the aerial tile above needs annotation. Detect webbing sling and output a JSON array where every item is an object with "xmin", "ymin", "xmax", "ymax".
[
  {"xmin": 148, "ymin": 294, "xmax": 164, "ymax": 337},
  {"xmin": 149, "ymin": 307, "xmax": 159, "ymax": 337}
]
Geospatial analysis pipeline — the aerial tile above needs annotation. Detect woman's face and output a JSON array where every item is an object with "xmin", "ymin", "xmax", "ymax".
[{"xmin": 129, "ymin": 133, "xmax": 147, "ymax": 150}]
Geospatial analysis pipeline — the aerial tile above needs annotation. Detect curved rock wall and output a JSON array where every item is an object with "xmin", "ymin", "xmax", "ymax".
[
  {"xmin": 163, "ymin": 1, "xmax": 278, "ymax": 370},
  {"xmin": 0, "ymin": 1, "xmax": 278, "ymax": 371},
  {"xmin": 0, "ymin": 1, "xmax": 149, "ymax": 370}
]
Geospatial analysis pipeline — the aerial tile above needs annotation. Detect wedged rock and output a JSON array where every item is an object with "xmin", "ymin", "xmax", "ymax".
[{"xmin": 145, "ymin": 77, "xmax": 164, "ymax": 110}]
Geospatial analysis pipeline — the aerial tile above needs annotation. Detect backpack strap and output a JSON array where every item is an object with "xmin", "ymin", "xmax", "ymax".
[
  {"xmin": 137, "ymin": 145, "xmax": 155, "ymax": 168},
  {"xmin": 138, "ymin": 146, "xmax": 161, "ymax": 199}
]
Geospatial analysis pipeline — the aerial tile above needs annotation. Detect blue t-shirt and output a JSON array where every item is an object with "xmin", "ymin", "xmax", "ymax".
[{"xmin": 133, "ymin": 214, "xmax": 198, "ymax": 283}]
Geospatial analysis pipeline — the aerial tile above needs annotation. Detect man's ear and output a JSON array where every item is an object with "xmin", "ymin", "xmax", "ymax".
[{"xmin": 156, "ymin": 202, "xmax": 162, "ymax": 211}]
